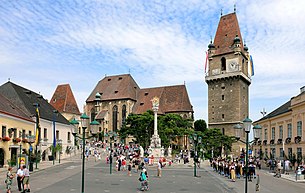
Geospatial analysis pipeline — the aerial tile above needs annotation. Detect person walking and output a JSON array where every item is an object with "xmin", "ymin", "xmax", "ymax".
[
  {"xmin": 139, "ymin": 168, "xmax": 149, "ymax": 191},
  {"xmin": 157, "ymin": 160, "xmax": 162, "ymax": 177},
  {"xmin": 5, "ymin": 167, "xmax": 15, "ymax": 193},
  {"xmin": 17, "ymin": 165, "xmax": 24, "ymax": 191},
  {"xmin": 22, "ymin": 165, "xmax": 31, "ymax": 192}
]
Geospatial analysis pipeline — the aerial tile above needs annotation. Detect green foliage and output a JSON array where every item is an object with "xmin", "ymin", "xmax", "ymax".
[
  {"xmin": 119, "ymin": 111, "xmax": 193, "ymax": 148},
  {"xmin": 194, "ymin": 119, "xmax": 207, "ymax": 132},
  {"xmin": 194, "ymin": 128, "xmax": 236, "ymax": 159}
]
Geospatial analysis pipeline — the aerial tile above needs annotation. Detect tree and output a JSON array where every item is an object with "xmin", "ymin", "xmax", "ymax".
[
  {"xmin": 119, "ymin": 111, "xmax": 193, "ymax": 148},
  {"xmin": 194, "ymin": 119, "xmax": 207, "ymax": 132}
]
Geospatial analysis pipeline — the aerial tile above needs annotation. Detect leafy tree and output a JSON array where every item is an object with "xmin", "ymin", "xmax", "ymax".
[
  {"xmin": 194, "ymin": 119, "xmax": 207, "ymax": 132},
  {"xmin": 119, "ymin": 111, "xmax": 193, "ymax": 148}
]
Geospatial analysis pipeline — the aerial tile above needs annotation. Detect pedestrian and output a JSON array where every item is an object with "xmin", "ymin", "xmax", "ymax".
[
  {"xmin": 230, "ymin": 162, "xmax": 236, "ymax": 182},
  {"xmin": 139, "ymin": 168, "xmax": 149, "ymax": 191},
  {"xmin": 157, "ymin": 160, "xmax": 162, "ymax": 177},
  {"xmin": 5, "ymin": 167, "xmax": 15, "ymax": 193},
  {"xmin": 22, "ymin": 165, "xmax": 31, "ymax": 192},
  {"xmin": 128, "ymin": 161, "xmax": 132, "ymax": 176},
  {"xmin": 17, "ymin": 165, "xmax": 24, "ymax": 191}
]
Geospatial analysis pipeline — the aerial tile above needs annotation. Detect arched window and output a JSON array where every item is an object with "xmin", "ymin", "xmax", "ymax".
[
  {"xmin": 221, "ymin": 57, "xmax": 226, "ymax": 71},
  {"xmin": 112, "ymin": 105, "xmax": 118, "ymax": 132},
  {"xmin": 122, "ymin": 105, "xmax": 126, "ymax": 124},
  {"xmin": 90, "ymin": 108, "xmax": 95, "ymax": 122}
]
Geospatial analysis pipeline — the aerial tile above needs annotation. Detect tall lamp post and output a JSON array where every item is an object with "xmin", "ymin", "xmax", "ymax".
[
  {"xmin": 70, "ymin": 114, "xmax": 99, "ymax": 193},
  {"xmin": 234, "ymin": 118, "xmax": 262, "ymax": 193},
  {"xmin": 189, "ymin": 133, "xmax": 202, "ymax": 177},
  {"xmin": 57, "ymin": 139, "xmax": 63, "ymax": 164},
  {"xmin": 107, "ymin": 131, "xmax": 117, "ymax": 174},
  {"xmin": 27, "ymin": 135, "xmax": 35, "ymax": 172},
  {"xmin": 52, "ymin": 110, "xmax": 58, "ymax": 165}
]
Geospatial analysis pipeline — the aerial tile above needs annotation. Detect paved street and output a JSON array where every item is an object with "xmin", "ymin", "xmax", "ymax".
[{"xmin": 2, "ymin": 156, "xmax": 305, "ymax": 193}]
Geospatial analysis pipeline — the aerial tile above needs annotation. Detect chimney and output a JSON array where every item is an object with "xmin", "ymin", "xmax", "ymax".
[{"xmin": 301, "ymin": 86, "xmax": 305, "ymax": 93}]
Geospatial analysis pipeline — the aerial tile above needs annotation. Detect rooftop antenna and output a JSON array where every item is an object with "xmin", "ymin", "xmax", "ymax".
[
  {"xmin": 221, "ymin": 9, "xmax": 223, "ymax": 16},
  {"xmin": 234, "ymin": 4, "xmax": 236, "ymax": 13},
  {"xmin": 8, "ymin": 78, "xmax": 10, "ymax": 82},
  {"xmin": 260, "ymin": 108, "xmax": 267, "ymax": 117}
]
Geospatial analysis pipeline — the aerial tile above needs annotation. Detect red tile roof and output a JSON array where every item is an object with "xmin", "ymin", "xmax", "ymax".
[
  {"xmin": 86, "ymin": 74, "xmax": 139, "ymax": 102},
  {"xmin": 133, "ymin": 85, "xmax": 193, "ymax": 114},
  {"xmin": 214, "ymin": 13, "xmax": 244, "ymax": 55},
  {"xmin": 50, "ymin": 84, "xmax": 80, "ymax": 115}
]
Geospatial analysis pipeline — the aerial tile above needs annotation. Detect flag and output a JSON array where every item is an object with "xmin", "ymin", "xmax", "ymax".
[
  {"xmin": 53, "ymin": 116, "xmax": 56, "ymax": 148},
  {"xmin": 204, "ymin": 51, "xmax": 209, "ymax": 73},
  {"xmin": 249, "ymin": 55, "xmax": 254, "ymax": 76},
  {"xmin": 35, "ymin": 106, "xmax": 41, "ymax": 146}
]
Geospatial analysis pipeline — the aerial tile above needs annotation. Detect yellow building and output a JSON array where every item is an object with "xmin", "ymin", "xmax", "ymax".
[
  {"xmin": 0, "ymin": 94, "xmax": 34, "ymax": 167},
  {"xmin": 253, "ymin": 86, "xmax": 305, "ymax": 164}
]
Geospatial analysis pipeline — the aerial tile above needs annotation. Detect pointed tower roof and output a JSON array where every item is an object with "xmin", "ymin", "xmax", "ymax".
[
  {"xmin": 213, "ymin": 12, "xmax": 244, "ymax": 55},
  {"xmin": 50, "ymin": 84, "xmax": 80, "ymax": 115}
]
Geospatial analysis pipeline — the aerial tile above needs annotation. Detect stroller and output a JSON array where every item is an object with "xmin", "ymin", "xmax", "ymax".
[
  {"xmin": 139, "ymin": 169, "xmax": 149, "ymax": 191},
  {"xmin": 141, "ymin": 180, "xmax": 149, "ymax": 191}
]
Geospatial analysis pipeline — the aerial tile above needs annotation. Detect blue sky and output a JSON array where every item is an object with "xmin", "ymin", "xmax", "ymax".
[{"xmin": 0, "ymin": 0, "xmax": 305, "ymax": 123}]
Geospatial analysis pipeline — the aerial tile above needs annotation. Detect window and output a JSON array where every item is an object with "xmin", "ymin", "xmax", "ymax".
[
  {"xmin": 222, "ymin": 128, "xmax": 225, "ymax": 135},
  {"xmin": 90, "ymin": 108, "xmax": 95, "ymax": 123},
  {"xmin": 122, "ymin": 105, "xmax": 126, "ymax": 124},
  {"xmin": 297, "ymin": 121, "xmax": 302, "ymax": 137},
  {"xmin": 297, "ymin": 147, "xmax": 302, "ymax": 159},
  {"xmin": 271, "ymin": 127, "xmax": 275, "ymax": 140},
  {"xmin": 2, "ymin": 126, "xmax": 6, "ymax": 138},
  {"xmin": 112, "ymin": 105, "xmax": 118, "ymax": 132},
  {"xmin": 221, "ymin": 57, "xmax": 226, "ymax": 71},
  {"xmin": 29, "ymin": 130, "xmax": 32, "ymax": 136},
  {"xmin": 56, "ymin": 130, "xmax": 59, "ymax": 140},
  {"xmin": 44, "ymin": 128, "xmax": 47, "ymax": 139},
  {"xmin": 271, "ymin": 148, "xmax": 276, "ymax": 159},
  {"xmin": 288, "ymin": 148, "xmax": 292, "ymax": 160},
  {"xmin": 22, "ymin": 129, "xmax": 26, "ymax": 139},
  {"xmin": 287, "ymin": 123, "xmax": 292, "ymax": 138},
  {"xmin": 222, "ymin": 114, "xmax": 224, "ymax": 119},
  {"xmin": 221, "ymin": 95, "xmax": 225, "ymax": 100},
  {"xmin": 279, "ymin": 125, "xmax": 283, "ymax": 139},
  {"xmin": 264, "ymin": 128, "xmax": 268, "ymax": 140},
  {"xmin": 280, "ymin": 148, "xmax": 283, "ymax": 158},
  {"xmin": 13, "ymin": 129, "xmax": 17, "ymax": 138},
  {"xmin": 68, "ymin": 132, "xmax": 71, "ymax": 141}
]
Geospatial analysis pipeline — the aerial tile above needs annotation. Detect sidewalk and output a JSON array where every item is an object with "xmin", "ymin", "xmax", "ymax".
[{"xmin": 264, "ymin": 170, "xmax": 305, "ymax": 183}]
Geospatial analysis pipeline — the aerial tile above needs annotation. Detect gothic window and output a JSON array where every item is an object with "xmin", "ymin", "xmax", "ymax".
[
  {"xmin": 221, "ymin": 57, "xmax": 226, "ymax": 71},
  {"xmin": 122, "ymin": 105, "xmax": 126, "ymax": 124},
  {"xmin": 112, "ymin": 105, "xmax": 118, "ymax": 132},
  {"xmin": 90, "ymin": 108, "xmax": 95, "ymax": 122}
]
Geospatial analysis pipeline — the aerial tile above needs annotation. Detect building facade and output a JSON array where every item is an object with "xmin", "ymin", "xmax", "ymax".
[
  {"xmin": 253, "ymin": 86, "xmax": 305, "ymax": 163},
  {"xmin": 205, "ymin": 12, "xmax": 252, "ymax": 155},
  {"xmin": 85, "ymin": 74, "xmax": 193, "ymax": 145},
  {"xmin": 0, "ymin": 81, "xmax": 73, "ymax": 164}
]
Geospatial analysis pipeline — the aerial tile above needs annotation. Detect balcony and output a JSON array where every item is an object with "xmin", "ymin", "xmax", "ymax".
[
  {"xmin": 277, "ymin": 138, "xmax": 282, "ymax": 145},
  {"xmin": 270, "ymin": 139, "xmax": 275, "ymax": 145},
  {"xmin": 294, "ymin": 136, "xmax": 301, "ymax": 144},
  {"xmin": 263, "ymin": 140, "xmax": 267, "ymax": 146},
  {"xmin": 285, "ymin": 137, "xmax": 291, "ymax": 144}
]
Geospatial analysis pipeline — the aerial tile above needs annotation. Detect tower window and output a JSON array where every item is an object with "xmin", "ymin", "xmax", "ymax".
[
  {"xmin": 222, "ymin": 95, "xmax": 225, "ymax": 100},
  {"xmin": 222, "ymin": 114, "xmax": 225, "ymax": 119},
  {"xmin": 222, "ymin": 128, "xmax": 225, "ymax": 135},
  {"xmin": 242, "ymin": 59, "xmax": 244, "ymax": 64},
  {"xmin": 221, "ymin": 57, "xmax": 226, "ymax": 71}
]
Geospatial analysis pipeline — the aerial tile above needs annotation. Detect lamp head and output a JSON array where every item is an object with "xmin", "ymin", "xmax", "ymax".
[{"xmin": 243, "ymin": 117, "xmax": 252, "ymax": 133}]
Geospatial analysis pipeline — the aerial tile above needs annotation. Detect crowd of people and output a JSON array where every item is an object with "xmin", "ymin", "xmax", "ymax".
[
  {"xmin": 5, "ymin": 164, "xmax": 30, "ymax": 193},
  {"xmin": 210, "ymin": 157, "xmax": 260, "ymax": 182}
]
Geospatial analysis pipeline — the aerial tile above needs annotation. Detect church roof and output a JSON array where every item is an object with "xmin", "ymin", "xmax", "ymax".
[
  {"xmin": 0, "ymin": 81, "xmax": 70, "ymax": 124},
  {"xmin": 0, "ymin": 93, "xmax": 34, "ymax": 122},
  {"xmin": 133, "ymin": 85, "xmax": 193, "ymax": 114},
  {"xmin": 50, "ymin": 84, "xmax": 80, "ymax": 115},
  {"xmin": 213, "ymin": 13, "xmax": 244, "ymax": 55},
  {"xmin": 86, "ymin": 74, "xmax": 139, "ymax": 102}
]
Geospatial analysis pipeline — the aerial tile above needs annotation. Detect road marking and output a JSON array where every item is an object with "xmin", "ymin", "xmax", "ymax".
[
  {"xmin": 70, "ymin": 189, "xmax": 76, "ymax": 191},
  {"xmin": 65, "ymin": 166, "xmax": 77, "ymax": 169},
  {"xmin": 104, "ymin": 190, "xmax": 110, "ymax": 192}
]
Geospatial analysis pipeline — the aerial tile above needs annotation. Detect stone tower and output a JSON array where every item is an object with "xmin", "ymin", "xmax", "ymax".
[{"xmin": 205, "ymin": 12, "xmax": 251, "ymax": 139}]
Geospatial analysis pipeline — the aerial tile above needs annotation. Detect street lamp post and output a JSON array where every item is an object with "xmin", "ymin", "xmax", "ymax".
[
  {"xmin": 105, "ymin": 131, "xmax": 117, "ymax": 174},
  {"xmin": 27, "ymin": 135, "xmax": 35, "ymax": 172},
  {"xmin": 70, "ymin": 114, "xmax": 99, "ymax": 193},
  {"xmin": 52, "ymin": 110, "xmax": 58, "ymax": 165},
  {"xmin": 234, "ymin": 118, "xmax": 262, "ymax": 193},
  {"xmin": 189, "ymin": 133, "xmax": 202, "ymax": 177},
  {"xmin": 57, "ymin": 139, "xmax": 63, "ymax": 164}
]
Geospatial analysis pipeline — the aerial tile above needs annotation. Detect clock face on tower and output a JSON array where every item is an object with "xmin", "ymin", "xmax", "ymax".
[{"xmin": 229, "ymin": 61, "xmax": 238, "ymax": 71}]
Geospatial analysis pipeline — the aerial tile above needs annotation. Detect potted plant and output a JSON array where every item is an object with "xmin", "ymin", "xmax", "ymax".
[
  {"xmin": 22, "ymin": 138, "xmax": 28, "ymax": 143},
  {"xmin": 2, "ymin": 136, "xmax": 11, "ymax": 141},
  {"xmin": 13, "ymin": 137, "xmax": 21, "ymax": 143}
]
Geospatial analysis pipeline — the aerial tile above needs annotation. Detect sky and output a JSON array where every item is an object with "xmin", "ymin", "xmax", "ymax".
[{"xmin": 0, "ymin": 0, "xmax": 305, "ymax": 124}]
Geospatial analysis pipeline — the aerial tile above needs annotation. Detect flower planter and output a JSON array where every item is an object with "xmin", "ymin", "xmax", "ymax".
[
  {"xmin": 2, "ymin": 136, "xmax": 11, "ymax": 141},
  {"xmin": 13, "ymin": 138, "xmax": 21, "ymax": 143},
  {"xmin": 22, "ymin": 139, "xmax": 28, "ymax": 143}
]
